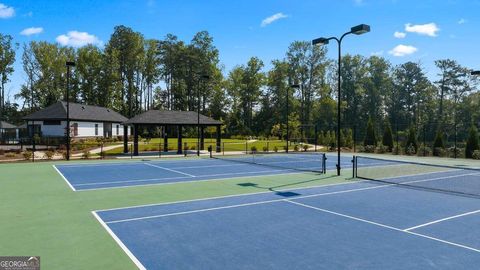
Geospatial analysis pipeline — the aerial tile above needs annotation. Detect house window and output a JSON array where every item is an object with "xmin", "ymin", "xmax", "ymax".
[
  {"xmin": 95, "ymin": 124, "xmax": 99, "ymax": 136},
  {"xmin": 116, "ymin": 125, "xmax": 119, "ymax": 135},
  {"xmin": 43, "ymin": 120, "xmax": 61, "ymax": 125}
]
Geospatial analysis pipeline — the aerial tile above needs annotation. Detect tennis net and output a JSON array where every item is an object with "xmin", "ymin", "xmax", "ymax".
[
  {"xmin": 211, "ymin": 152, "xmax": 327, "ymax": 174},
  {"xmin": 353, "ymin": 156, "xmax": 480, "ymax": 197}
]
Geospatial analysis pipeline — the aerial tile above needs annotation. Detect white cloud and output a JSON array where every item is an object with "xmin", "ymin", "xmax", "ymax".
[
  {"xmin": 388, "ymin": 44, "xmax": 418, "ymax": 57},
  {"xmin": 405, "ymin": 23, "xmax": 439, "ymax": 37},
  {"xmin": 261, "ymin": 12, "xmax": 288, "ymax": 27},
  {"xmin": 0, "ymin": 3, "xmax": 15, "ymax": 18},
  {"xmin": 458, "ymin": 18, "xmax": 467, "ymax": 24},
  {"xmin": 393, "ymin": 31, "xmax": 406, "ymax": 38},
  {"xmin": 20, "ymin": 27, "xmax": 44, "ymax": 36},
  {"xmin": 56, "ymin": 31, "xmax": 101, "ymax": 47},
  {"xmin": 371, "ymin": 50, "xmax": 384, "ymax": 56}
]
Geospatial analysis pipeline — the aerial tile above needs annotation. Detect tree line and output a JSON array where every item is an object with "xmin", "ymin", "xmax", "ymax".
[{"xmin": 0, "ymin": 26, "xmax": 479, "ymax": 148}]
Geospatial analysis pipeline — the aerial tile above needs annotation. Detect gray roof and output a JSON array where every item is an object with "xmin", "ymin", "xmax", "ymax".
[
  {"xmin": 23, "ymin": 101, "xmax": 128, "ymax": 123},
  {"xmin": 125, "ymin": 110, "xmax": 222, "ymax": 126},
  {"xmin": 0, "ymin": 121, "xmax": 16, "ymax": 129}
]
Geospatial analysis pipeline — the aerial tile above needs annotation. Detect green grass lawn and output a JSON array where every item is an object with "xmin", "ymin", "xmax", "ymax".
[
  {"xmin": 0, "ymin": 159, "xmax": 345, "ymax": 269},
  {"xmin": 103, "ymin": 138, "xmax": 320, "ymax": 155}
]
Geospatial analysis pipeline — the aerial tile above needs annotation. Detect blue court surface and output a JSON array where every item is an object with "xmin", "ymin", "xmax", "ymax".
[
  {"xmin": 93, "ymin": 169, "xmax": 480, "ymax": 269},
  {"xmin": 54, "ymin": 153, "xmax": 368, "ymax": 191}
]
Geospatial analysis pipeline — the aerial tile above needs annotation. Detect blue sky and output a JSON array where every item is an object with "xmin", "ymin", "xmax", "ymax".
[{"xmin": 1, "ymin": 0, "xmax": 479, "ymax": 101}]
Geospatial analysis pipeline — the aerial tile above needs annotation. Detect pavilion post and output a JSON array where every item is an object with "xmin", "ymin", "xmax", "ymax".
[
  {"xmin": 200, "ymin": 126, "xmax": 205, "ymax": 150},
  {"xmin": 177, "ymin": 125, "xmax": 183, "ymax": 154},
  {"xmin": 133, "ymin": 124, "xmax": 139, "ymax": 156},
  {"xmin": 163, "ymin": 126, "xmax": 168, "ymax": 152},
  {"xmin": 123, "ymin": 125, "xmax": 128, "ymax": 153},
  {"xmin": 216, "ymin": 125, "xmax": 221, "ymax": 153}
]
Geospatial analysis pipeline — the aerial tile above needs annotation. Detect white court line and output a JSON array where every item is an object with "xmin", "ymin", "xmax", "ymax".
[
  {"xmin": 404, "ymin": 209, "xmax": 480, "ymax": 231},
  {"xmin": 284, "ymin": 200, "xmax": 480, "ymax": 254},
  {"xmin": 106, "ymin": 199, "xmax": 282, "ymax": 224},
  {"xmin": 92, "ymin": 211, "xmax": 146, "ymax": 270},
  {"xmin": 75, "ymin": 168, "xmax": 296, "ymax": 187},
  {"xmin": 96, "ymin": 179, "xmax": 363, "ymax": 212},
  {"xmin": 101, "ymin": 172, "xmax": 479, "ymax": 222},
  {"xmin": 144, "ymin": 163, "xmax": 196, "ymax": 177},
  {"xmin": 52, "ymin": 165, "xmax": 76, "ymax": 191}
]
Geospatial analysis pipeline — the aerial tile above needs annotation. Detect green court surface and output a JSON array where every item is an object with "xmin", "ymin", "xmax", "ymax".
[{"xmin": 0, "ymin": 159, "xmax": 344, "ymax": 269}]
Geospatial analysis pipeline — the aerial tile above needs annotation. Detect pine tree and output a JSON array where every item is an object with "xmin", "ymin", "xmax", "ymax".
[
  {"xmin": 363, "ymin": 117, "xmax": 377, "ymax": 146},
  {"xmin": 465, "ymin": 124, "xmax": 480, "ymax": 158},
  {"xmin": 382, "ymin": 121, "xmax": 394, "ymax": 152}
]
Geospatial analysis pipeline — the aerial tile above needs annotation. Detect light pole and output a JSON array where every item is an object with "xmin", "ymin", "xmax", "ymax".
[
  {"xmin": 197, "ymin": 74, "xmax": 210, "ymax": 156},
  {"xmin": 287, "ymin": 84, "xmax": 300, "ymax": 153},
  {"xmin": 65, "ymin": 61, "xmax": 75, "ymax": 161},
  {"xmin": 312, "ymin": 24, "xmax": 370, "ymax": 176}
]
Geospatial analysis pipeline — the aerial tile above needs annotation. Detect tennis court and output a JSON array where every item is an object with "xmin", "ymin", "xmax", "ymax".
[
  {"xmin": 54, "ymin": 152, "xmax": 360, "ymax": 191},
  {"xmin": 93, "ymin": 163, "xmax": 480, "ymax": 269}
]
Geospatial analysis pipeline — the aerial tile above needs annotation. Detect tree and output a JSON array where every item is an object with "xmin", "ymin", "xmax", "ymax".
[
  {"xmin": 465, "ymin": 124, "xmax": 480, "ymax": 158},
  {"xmin": 0, "ymin": 34, "xmax": 17, "ymax": 120},
  {"xmin": 364, "ymin": 117, "xmax": 377, "ymax": 146},
  {"xmin": 382, "ymin": 120, "xmax": 394, "ymax": 151}
]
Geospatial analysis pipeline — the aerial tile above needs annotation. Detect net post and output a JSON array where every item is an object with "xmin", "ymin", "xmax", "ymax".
[
  {"xmin": 208, "ymin": 145, "xmax": 213, "ymax": 158},
  {"xmin": 184, "ymin": 142, "xmax": 187, "ymax": 157},
  {"xmin": 245, "ymin": 141, "xmax": 248, "ymax": 154},
  {"xmin": 101, "ymin": 143, "xmax": 104, "ymax": 159},
  {"xmin": 352, "ymin": 155, "xmax": 356, "ymax": 178},
  {"xmin": 322, "ymin": 153, "xmax": 327, "ymax": 174}
]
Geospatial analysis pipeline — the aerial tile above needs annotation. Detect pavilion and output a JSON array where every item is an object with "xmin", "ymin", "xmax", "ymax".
[{"xmin": 123, "ymin": 110, "xmax": 222, "ymax": 156}]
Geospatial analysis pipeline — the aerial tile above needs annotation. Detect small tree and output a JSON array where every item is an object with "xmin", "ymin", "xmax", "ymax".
[
  {"xmin": 405, "ymin": 126, "xmax": 418, "ymax": 154},
  {"xmin": 364, "ymin": 117, "xmax": 377, "ymax": 146},
  {"xmin": 344, "ymin": 129, "xmax": 353, "ymax": 148},
  {"xmin": 382, "ymin": 121, "xmax": 394, "ymax": 152},
  {"xmin": 339, "ymin": 129, "xmax": 346, "ymax": 147},
  {"xmin": 465, "ymin": 124, "xmax": 480, "ymax": 158}
]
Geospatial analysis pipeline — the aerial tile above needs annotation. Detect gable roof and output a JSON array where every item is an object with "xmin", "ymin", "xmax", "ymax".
[
  {"xmin": 0, "ymin": 121, "xmax": 16, "ymax": 129},
  {"xmin": 23, "ymin": 101, "xmax": 128, "ymax": 123},
  {"xmin": 124, "ymin": 110, "xmax": 222, "ymax": 126}
]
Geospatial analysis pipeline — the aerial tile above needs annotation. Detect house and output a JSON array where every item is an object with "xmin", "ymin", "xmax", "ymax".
[
  {"xmin": 0, "ymin": 121, "xmax": 19, "ymax": 142},
  {"xmin": 23, "ymin": 101, "xmax": 130, "ymax": 139}
]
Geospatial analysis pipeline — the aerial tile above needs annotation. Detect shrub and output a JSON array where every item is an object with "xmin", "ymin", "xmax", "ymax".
[
  {"xmin": 293, "ymin": 144, "xmax": 299, "ymax": 152},
  {"xmin": 356, "ymin": 145, "xmax": 365, "ymax": 153},
  {"xmin": 405, "ymin": 127, "xmax": 418, "ymax": 154},
  {"xmin": 273, "ymin": 146, "xmax": 278, "ymax": 152},
  {"xmin": 433, "ymin": 147, "xmax": 446, "ymax": 157},
  {"xmin": 22, "ymin": 151, "xmax": 33, "ymax": 160},
  {"xmin": 263, "ymin": 146, "xmax": 268, "ymax": 152},
  {"xmin": 382, "ymin": 121, "xmax": 394, "ymax": 152},
  {"xmin": 392, "ymin": 145, "xmax": 401, "ymax": 155},
  {"xmin": 303, "ymin": 144, "xmax": 310, "ymax": 152},
  {"xmin": 82, "ymin": 150, "xmax": 91, "ymax": 159},
  {"xmin": 433, "ymin": 130, "xmax": 445, "ymax": 149},
  {"xmin": 250, "ymin": 145, "xmax": 257, "ymax": 153},
  {"xmin": 5, "ymin": 152, "xmax": 16, "ymax": 158},
  {"xmin": 405, "ymin": 144, "xmax": 416, "ymax": 155},
  {"xmin": 465, "ymin": 124, "xmax": 480, "ymax": 159},
  {"xmin": 473, "ymin": 150, "xmax": 480, "ymax": 160},
  {"xmin": 44, "ymin": 150, "xmax": 55, "ymax": 160},
  {"xmin": 364, "ymin": 145, "xmax": 376, "ymax": 153},
  {"xmin": 417, "ymin": 144, "xmax": 431, "ymax": 156},
  {"xmin": 375, "ymin": 144, "xmax": 388, "ymax": 154},
  {"xmin": 364, "ymin": 117, "xmax": 377, "ymax": 146},
  {"xmin": 447, "ymin": 147, "xmax": 462, "ymax": 158}
]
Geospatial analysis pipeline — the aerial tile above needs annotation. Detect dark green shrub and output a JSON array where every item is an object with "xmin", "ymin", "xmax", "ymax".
[
  {"xmin": 364, "ymin": 145, "xmax": 376, "ymax": 153},
  {"xmin": 382, "ymin": 121, "xmax": 394, "ymax": 152},
  {"xmin": 405, "ymin": 126, "xmax": 418, "ymax": 154},
  {"xmin": 364, "ymin": 117, "xmax": 377, "ymax": 146},
  {"xmin": 465, "ymin": 125, "xmax": 480, "ymax": 159}
]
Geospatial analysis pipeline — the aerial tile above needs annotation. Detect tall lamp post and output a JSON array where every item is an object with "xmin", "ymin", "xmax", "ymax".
[
  {"xmin": 65, "ymin": 61, "xmax": 75, "ymax": 161},
  {"xmin": 287, "ymin": 84, "xmax": 300, "ymax": 153},
  {"xmin": 197, "ymin": 74, "xmax": 210, "ymax": 156},
  {"xmin": 312, "ymin": 24, "xmax": 370, "ymax": 176}
]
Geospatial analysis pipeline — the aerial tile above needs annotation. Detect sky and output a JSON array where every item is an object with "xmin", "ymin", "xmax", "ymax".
[{"xmin": 1, "ymin": 0, "xmax": 480, "ymax": 102}]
